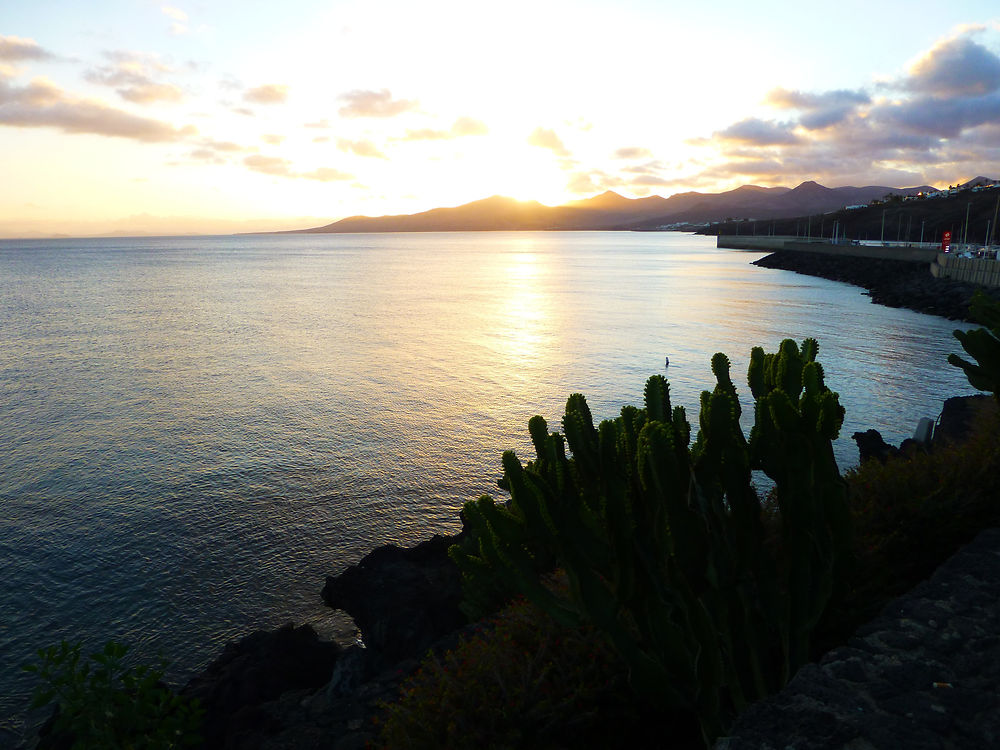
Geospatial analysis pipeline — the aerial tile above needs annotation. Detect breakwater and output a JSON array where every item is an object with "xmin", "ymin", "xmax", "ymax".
[
  {"xmin": 751, "ymin": 250, "xmax": 1000, "ymax": 321},
  {"xmin": 718, "ymin": 235, "xmax": 940, "ymax": 263}
]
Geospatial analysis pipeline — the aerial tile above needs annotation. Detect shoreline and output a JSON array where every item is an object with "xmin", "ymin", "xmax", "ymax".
[{"xmin": 751, "ymin": 250, "xmax": 1000, "ymax": 321}]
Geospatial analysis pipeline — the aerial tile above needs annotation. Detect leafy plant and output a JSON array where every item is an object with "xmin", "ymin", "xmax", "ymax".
[
  {"xmin": 23, "ymin": 640, "xmax": 202, "ymax": 750},
  {"xmin": 450, "ymin": 339, "xmax": 851, "ymax": 745},
  {"xmin": 949, "ymin": 290, "xmax": 1000, "ymax": 399}
]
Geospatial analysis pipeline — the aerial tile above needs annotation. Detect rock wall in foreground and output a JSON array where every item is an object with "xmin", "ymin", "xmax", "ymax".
[{"xmin": 716, "ymin": 528, "xmax": 1000, "ymax": 750}]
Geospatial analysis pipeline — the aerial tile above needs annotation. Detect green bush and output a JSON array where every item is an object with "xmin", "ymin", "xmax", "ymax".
[
  {"xmin": 23, "ymin": 640, "xmax": 202, "ymax": 750},
  {"xmin": 841, "ymin": 409, "xmax": 1000, "ymax": 618}
]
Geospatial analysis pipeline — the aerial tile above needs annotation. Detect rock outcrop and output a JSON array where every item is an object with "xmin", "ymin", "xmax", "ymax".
[
  {"xmin": 320, "ymin": 533, "xmax": 467, "ymax": 670},
  {"xmin": 181, "ymin": 624, "xmax": 340, "ymax": 750},
  {"xmin": 179, "ymin": 532, "xmax": 468, "ymax": 748}
]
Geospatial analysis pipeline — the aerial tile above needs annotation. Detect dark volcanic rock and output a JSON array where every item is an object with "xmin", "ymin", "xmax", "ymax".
[
  {"xmin": 851, "ymin": 429, "xmax": 898, "ymax": 464},
  {"xmin": 753, "ymin": 251, "xmax": 1000, "ymax": 320},
  {"xmin": 322, "ymin": 533, "xmax": 466, "ymax": 669},
  {"xmin": 182, "ymin": 624, "xmax": 340, "ymax": 750},
  {"xmin": 935, "ymin": 394, "xmax": 999, "ymax": 445}
]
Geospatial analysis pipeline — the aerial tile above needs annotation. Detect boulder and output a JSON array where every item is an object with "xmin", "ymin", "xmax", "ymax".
[
  {"xmin": 182, "ymin": 624, "xmax": 340, "ymax": 750},
  {"xmin": 321, "ymin": 533, "xmax": 466, "ymax": 668}
]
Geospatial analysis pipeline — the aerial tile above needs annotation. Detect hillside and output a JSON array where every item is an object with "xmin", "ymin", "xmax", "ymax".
[
  {"xmin": 700, "ymin": 182, "xmax": 1000, "ymax": 245},
  {"xmin": 288, "ymin": 181, "xmax": 941, "ymax": 234}
]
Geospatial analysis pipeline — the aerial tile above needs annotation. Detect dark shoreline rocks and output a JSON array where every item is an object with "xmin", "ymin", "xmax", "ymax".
[
  {"xmin": 752, "ymin": 251, "xmax": 1000, "ymax": 321},
  {"xmin": 178, "ymin": 532, "xmax": 468, "ymax": 749}
]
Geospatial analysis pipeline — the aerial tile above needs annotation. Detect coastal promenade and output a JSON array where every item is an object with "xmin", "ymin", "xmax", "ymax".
[{"xmin": 717, "ymin": 235, "xmax": 939, "ymax": 263}]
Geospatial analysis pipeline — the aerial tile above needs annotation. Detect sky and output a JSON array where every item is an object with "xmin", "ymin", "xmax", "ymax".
[{"xmin": 1, "ymin": 0, "xmax": 1000, "ymax": 237}]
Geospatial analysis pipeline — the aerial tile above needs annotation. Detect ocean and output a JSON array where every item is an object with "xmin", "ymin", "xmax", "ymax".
[{"xmin": 0, "ymin": 231, "xmax": 975, "ymax": 744}]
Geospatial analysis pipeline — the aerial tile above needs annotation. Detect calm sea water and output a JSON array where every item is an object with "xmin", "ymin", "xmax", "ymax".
[{"xmin": 0, "ymin": 231, "xmax": 975, "ymax": 743}]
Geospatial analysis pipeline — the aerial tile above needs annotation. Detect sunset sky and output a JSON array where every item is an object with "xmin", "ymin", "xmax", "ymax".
[{"xmin": 2, "ymin": 1, "xmax": 999, "ymax": 237}]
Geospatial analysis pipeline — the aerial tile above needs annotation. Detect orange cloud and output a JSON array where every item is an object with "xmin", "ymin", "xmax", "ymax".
[
  {"xmin": 337, "ymin": 138, "xmax": 386, "ymax": 158},
  {"xmin": 85, "ymin": 51, "xmax": 183, "ymax": 104},
  {"xmin": 0, "ymin": 35, "xmax": 55, "ymax": 61},
  {"xmin": 451, "ymin": 116, "xmax": 488, "ymax": 136},
  {"xmin": 0, "ymin": 76, "xmax": 195, "ymax": 141},
  {"xmin": 528, "ymin": 126, "xmax": 569, "ymax": 156},
  {"xmin": 338, "ymin": 88, "xmax": 417, "ymax": 118},
  {"xmin": 244, "ymin": 84, "xmax": 289, "ymax": 105},
  {"xmin": 243, "ymin": 154, "xmax": 353, "ymax": 181}
]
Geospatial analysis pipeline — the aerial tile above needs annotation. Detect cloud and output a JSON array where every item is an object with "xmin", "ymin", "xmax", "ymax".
[
  {"xmin": 904, "ymin": 36, "xmax": 1000, "ymax": 97},
  {"xmin": 0, "ymin": 35, "xmax": 55, "ymax": 61},
  {"xmin": 232, "ymin": 106, "xmax": 254, "ymax": 116},
  {"xmin": 313, "ymin": 135, "xmax": 330, "ymax": 143},
  {"xmin": 161, "ymin": 5, "xmax": 188, "ymax": 21},
  {"xmin": 261, "ymin": 133, "xmax": 285, "ymax": 145},
  {"xmin": 304, "ymin": 118, "xmax": 330, "ymax": 128},
  {"xmin": 244, "ymin": 84, "xmax": 289, "ymax": 104},
  {"xmin": 301, "ymin": 167, "xmax": 352, "ymax": 181},
  {"xmin": 528, "ymin": 126, "xmax": 569, "ymax": 156},
  {"xmin": 451, "ymin": 116, "xmax": 487, "ymax": 136},
  {"xmin": 187, "ymin": 147, "xmax": 224, "ymax": 164},
  {"xmin": 161, "ymin": 5, "xmax": 189, "ymax": 34},
  {"xmin": 764, "ymin": 87, "xmax": 870, "ymax": 129},
  {"xmin": 85, "ymin": 51, "xmax": 183, "ymax": 104},
  {"xmin": 714, "ymin": 118, "xmax": 800, "ymax": 145},
  {"xmin": 401, "ymin": 127, "xmax": 449, "ymax": 141},
  {"xmin": 400, "ymin": 116, "xmax": 489, "ymax": 141},
  {"xmin": 243, "ymin": 154, "xmax": 353, "ymax": 181},
  {"xmin": 337, "ymin": 88, "xmax": 417, "ymax": 118},
  {"xmin": 200, "ymin": 137, "xmax": 246, "ymax": 153},
  {"xmin": 878, "ymin": 92, "xmax": 1000, "ymax": 138},
  {"xmin": 337, "ymin": 138, "xmax": 386, "ymax": 158},
  {"xmin": 0, "ymin": 76, "xmax": 196, "ymax": 141},
  {"xmin": 613, "ymin": 146, "xmax": 652, "ymax": 160}
]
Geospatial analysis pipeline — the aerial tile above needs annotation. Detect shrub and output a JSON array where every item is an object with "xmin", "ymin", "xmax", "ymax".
[
  {"xmin": 843, "ymin": 408, "xmax": 1000, "ymax": 615},
  {"xmin": 23, "ymin": 640, "xmax": 202, "ymax": 750},
  {"xmin": 375, "ymin": 592, "xmax": 666, "ymax": 749}
]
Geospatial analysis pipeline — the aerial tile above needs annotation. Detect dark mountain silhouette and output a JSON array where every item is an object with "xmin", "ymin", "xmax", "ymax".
[
  {"xmin": 291, "ymin": 181, "xmax": 941, "ymax": 233},
  {"xmin": 700, "ymin": 179, "xmax": 1000, "ymax": 245}
]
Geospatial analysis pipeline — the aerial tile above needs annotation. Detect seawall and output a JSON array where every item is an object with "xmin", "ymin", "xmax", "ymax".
[
  {"xmin": 748, "ymin": 249, "xmax": 1000, "ymax": 321},
  {"xmin": 932, "ymin": 252, "xmax": 1000, "ymax": 288},
  {"xmin": 718, "ymin": 235, "xmax": 939, "ymax": 263}
]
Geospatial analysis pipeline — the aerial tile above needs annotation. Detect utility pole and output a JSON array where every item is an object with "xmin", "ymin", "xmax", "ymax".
[
  {"xmin": 880, "ymin": 209, "xmax": 886, "ymax": 244},
  {"xmin": 920, "ymin": 219, "xmax": 925, "ymax": 244},
  {"xmin": 991, "ymin": 196, "xmax": 999, "ymax": 247}
]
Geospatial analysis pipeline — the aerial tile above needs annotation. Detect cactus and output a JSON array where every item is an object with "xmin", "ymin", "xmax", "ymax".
[{"xmin": 450, "ymin": 338, "xmax": 851, "ymax": 746}]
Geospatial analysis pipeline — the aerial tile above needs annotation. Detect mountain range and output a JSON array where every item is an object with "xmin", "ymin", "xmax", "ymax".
[{"xmin": 292, "ymin": 181, "xmax": 940, "ymax": 234}]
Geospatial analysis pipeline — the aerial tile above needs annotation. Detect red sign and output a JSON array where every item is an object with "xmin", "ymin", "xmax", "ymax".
[{"xmin": 942, "ymin": 230, "xmax": 952, "ymax": 252}]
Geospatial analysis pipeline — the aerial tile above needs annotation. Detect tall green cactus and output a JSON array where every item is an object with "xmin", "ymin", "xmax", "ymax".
[{"xmin": 449, "ymin": 339, "xmax": 850, "ymax": 746}]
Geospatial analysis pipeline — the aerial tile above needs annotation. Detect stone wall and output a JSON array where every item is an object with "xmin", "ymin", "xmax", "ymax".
[
  {"xmin": 715, "ymin": 528, "xmax": 1000, "ymax": 750},
  {"xmin": 932, "ymin": 252, "xmax": 1000, "ymax": 288},
  {"xmin": 718, "ymin": 236, "xmax": 939, "ymax": 263}
]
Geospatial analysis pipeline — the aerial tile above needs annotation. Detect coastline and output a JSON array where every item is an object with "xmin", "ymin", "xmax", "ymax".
[{"xmin": 750, "ymin": 250, "xmax": 1000, "ymax": 321}]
